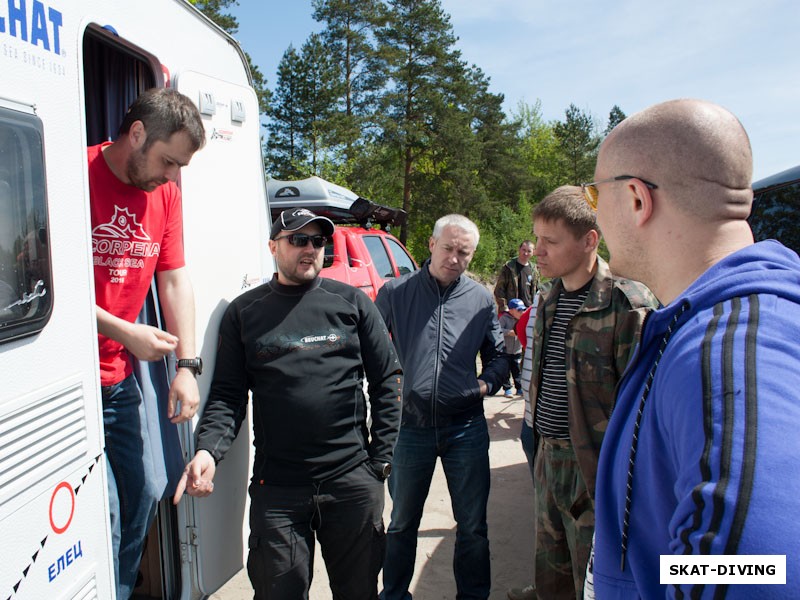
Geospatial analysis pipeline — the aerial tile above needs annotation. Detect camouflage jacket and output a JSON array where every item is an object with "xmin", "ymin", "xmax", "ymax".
[
  {"xmin": 529, "ymin": 256, "xmax": 656, "ymax": 500},
  {"xmin": 494, "ymin": 258, "xmax": 539, "ymax": 310}
]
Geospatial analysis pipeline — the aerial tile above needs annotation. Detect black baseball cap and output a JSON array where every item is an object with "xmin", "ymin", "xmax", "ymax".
[{"xmin": 270, "ymin": 208, "xmax": 335, "ymax": 240}]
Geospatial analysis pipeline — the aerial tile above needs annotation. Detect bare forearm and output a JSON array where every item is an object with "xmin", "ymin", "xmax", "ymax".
[
  {"xmin": 157, "ymin": 268, "xmax": 200, "ymax": 422},
  {"xmin": 157, "ymin": 268, "xmax": 196, "ymax": 359},
  {"xmin": 96, "ymin": 305, "xmax": 133, "ymax": 344}
]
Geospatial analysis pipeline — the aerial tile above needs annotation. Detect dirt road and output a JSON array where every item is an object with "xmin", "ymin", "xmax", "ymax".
[{"xmin": 210, "ymin": 392, "xmax": 535, "ymax": 600}]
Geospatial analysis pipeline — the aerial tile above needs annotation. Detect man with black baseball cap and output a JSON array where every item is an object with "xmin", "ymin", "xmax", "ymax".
[{"xmin": 176, "ymin": 208, "xmax": 402, "ymax": 598}]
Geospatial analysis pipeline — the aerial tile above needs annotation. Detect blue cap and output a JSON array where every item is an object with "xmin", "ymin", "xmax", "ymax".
[{"xmin": 508, "ymin": 298, "xmax": 525, "ymax": 311}]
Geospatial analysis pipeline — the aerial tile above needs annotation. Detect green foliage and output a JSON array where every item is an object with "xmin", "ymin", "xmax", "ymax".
[
  {"xmin": 470, "ymin": 192, "xmax": 535, "ymax": 275},
  {"xmin": 514, "ymin": 100, "xmax": 565, "ymax": 199}
]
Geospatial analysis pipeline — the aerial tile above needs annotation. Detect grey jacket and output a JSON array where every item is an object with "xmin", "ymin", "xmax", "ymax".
[{"xmin": 375, "ymin": 260, "xmax": 509, "ymax": 427}]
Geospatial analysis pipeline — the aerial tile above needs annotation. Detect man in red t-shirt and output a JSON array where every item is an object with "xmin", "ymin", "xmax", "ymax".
[{"xmin": 89, "ymin": 88, "xmax": 205, "ymax": 600}]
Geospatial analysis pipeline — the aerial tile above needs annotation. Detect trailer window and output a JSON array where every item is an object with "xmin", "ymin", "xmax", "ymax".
[{"xmin": 0, "ymin": 107, "xmax": 53, "ymax": 342}]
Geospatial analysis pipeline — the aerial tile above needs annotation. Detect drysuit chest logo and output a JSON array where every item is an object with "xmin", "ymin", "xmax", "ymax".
[
  {"xmin": 255, "ymin": 332, "xmax": 344, "ymax": 361},
  {"xmin": 300, "ymin": 333, "xmax": 340, "ymax": 343}
]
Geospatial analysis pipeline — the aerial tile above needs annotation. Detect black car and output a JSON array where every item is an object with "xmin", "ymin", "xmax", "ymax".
[{"xmin": 749, "ymin": 164, "xmax": 800, "ymax": 254}]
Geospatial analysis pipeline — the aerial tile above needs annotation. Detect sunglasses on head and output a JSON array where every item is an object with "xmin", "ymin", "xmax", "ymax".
[{"xmin": 274, "ymin": 233, "xmax": 328, "ymax": 248}]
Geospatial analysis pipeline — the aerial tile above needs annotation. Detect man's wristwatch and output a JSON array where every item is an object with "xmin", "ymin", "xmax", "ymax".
[
  {"xmin": 369, "ymin": 461, "xmax": 392, "ymax": 481},
  {"xmin": 176, "ymin": 357, "xmax": 203, "ymax": 376}
]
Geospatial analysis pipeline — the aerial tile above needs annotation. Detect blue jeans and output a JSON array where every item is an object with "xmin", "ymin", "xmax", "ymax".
[
  {"xmin": 102, "ymin": 374, "xmax": 160, "ymax": 599},
  {"xmin": 382, "ymin": 418, "xmax": 490, "ymax": 600}
]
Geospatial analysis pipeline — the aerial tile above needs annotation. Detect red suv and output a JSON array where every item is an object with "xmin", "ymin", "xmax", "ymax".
[{"xmin": 268, "ymin": 176, "xmax": 418, "ymax": 300}]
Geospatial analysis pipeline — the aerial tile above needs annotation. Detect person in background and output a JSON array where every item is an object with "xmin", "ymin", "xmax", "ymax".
[
  {"xmin": 494, "ymin": 240, "xmax": 538, "ymax": 312},
  {"xmin": 175, "ymin": 208, "xmax": 403, "ymax": 599},
  {"xmin": 376, "ymin": 214, "xmax": 509, "ymax": 600},
  {"xmin": 89, "ymin": 87, "xmax": 205, "ymax": 599},
  {"xmin": 589, "ymin": 98, "xmax": 800, "ymax": 598},
  {"xmin": 499, "ymin": 297, "xmax": 526, "ymax": 397},
  {"xmin": 522, "ymin": 186, "xmax": 655, "ymax": 600}
]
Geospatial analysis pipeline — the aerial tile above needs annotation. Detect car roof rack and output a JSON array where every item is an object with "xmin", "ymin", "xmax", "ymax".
[{"xmin": 267, "ymin": 176, "xmax": 407, "ymax": 230}]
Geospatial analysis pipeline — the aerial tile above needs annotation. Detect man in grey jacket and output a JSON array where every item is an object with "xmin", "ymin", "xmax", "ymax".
[{"xmin": 376, "ymin": 214, "xmax": 509, "ymax": 600}]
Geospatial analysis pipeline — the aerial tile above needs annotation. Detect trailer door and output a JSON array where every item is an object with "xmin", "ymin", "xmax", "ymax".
[{"xmin": 172, "ymin": 70, "xmax": 269, "ymax": 597}]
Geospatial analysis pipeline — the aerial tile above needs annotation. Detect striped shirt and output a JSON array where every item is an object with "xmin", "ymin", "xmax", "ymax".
[
  {"xmin": 521, "ymin": 294, "xmax": 538, "ymax": 427},
  {"xmin": 535, "ymin": 282, "xmax": 590, "ymax": 439}
]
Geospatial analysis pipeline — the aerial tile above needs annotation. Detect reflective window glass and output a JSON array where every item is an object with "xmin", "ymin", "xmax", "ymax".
[
  {"xmin": 0, "ymin": 107, "xmax": 53, "ymax": 342},
  {"xmin": 749, "ymin": 181, "xmax": 800, "ymax": 255},
  {"xmin": 386, "ymin": 237, "xmax": 417, "ymax": 275},
  {"xmin": 363, "ymin": 236, "xmax": 394, "ymax": 278}
]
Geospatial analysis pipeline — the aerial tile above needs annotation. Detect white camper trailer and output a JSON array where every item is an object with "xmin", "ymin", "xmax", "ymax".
[{"xmin": 0, "ymin": 1, "xmax": 271, "ymax": 598}]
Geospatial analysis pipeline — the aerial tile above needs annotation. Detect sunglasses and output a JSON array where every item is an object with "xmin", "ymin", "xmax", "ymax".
[
  {"xmin": 581, "ymin": 176, "xmax": 658, "ymax": 210},
  {"xmin": 274, "ymin": 233, "xmax": 328, "ymax": 248}
]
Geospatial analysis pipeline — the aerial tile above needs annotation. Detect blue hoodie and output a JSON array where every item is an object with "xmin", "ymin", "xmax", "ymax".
[{"xmin": 593, "ymin": 241, "xmax": 800, "ymax": 599}]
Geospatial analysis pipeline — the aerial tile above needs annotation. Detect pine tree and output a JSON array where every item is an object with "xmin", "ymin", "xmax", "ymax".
[
  {"xmin": 312, "ymin": 0, "xmax": 385, "ymax": 161},
  {"xmin": 553, "ymin": 104, "xmax": 600, "ymax": 184},
  {"xmin": 297, "ymin": 33, "xmax": 342, "ymax": 174},
  {"xmin": 605, "ymin": 104, "xmax": 626, "ymax": 134},
  {"xmin": 372, "ymin": 0, "xmax": 466, "ymax": 243},
  {"xmin": 266, "ymin": 46, "xmax": 306, "ymax": 178}
]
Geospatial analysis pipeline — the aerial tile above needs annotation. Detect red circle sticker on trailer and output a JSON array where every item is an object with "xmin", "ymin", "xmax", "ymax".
[{"xmin": 49, "ymin": 481, "xmax": 75, "ymax": 534}]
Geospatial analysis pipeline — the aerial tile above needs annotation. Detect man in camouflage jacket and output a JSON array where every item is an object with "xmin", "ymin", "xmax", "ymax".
[
  {"xmin": 494, "ymin": 240, "xmax": 539, "ymax": 311},
  {"xmin": 516, "ymin": 186, "xmax": 655, "ymax": 600},
  {"xmin": 530, "ymin": 259, "xmax": 655, "ymax": 500}
]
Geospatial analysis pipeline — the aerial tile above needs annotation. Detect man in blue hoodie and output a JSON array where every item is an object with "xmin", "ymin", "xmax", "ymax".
[{"xmin": 584, "ymin": 98, "xmax": 800, "ymax": 598}]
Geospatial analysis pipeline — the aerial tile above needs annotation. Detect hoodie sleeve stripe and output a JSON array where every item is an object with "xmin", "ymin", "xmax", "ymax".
[
  {"xmin": 676, "ymin": 297, "xmax": 760, "ymax": 599},
  {"xmin": 699, "ymin": 297, "xmax": 741, "ymax": 555},
  {"xmin": 680, "ymin": 304, "xmax": 723, "ymax": 553},
  {"xmin": 725, "ymin": 294, "xmax": 759, "ymax": 549}
]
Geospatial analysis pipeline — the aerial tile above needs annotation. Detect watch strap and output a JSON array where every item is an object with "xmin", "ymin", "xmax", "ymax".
[{"xmin": 176, "ymin": 357, "xmax": 203, "ymax": 375}]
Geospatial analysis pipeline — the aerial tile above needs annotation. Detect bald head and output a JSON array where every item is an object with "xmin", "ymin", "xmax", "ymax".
[{"xmin": 600, "ymin": 99, "xmax": 753, "ymax": 220}]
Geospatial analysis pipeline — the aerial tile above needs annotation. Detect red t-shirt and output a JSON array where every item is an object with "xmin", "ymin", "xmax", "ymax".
[{"xmin": 89, "ymin": 143, "xmax": 185, "ymax": 386}]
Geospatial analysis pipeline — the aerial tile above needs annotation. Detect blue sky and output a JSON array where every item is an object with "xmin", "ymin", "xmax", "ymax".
[{"xmin": 230, "ymin": 0, "xmax": 799, "ymax": 181}]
